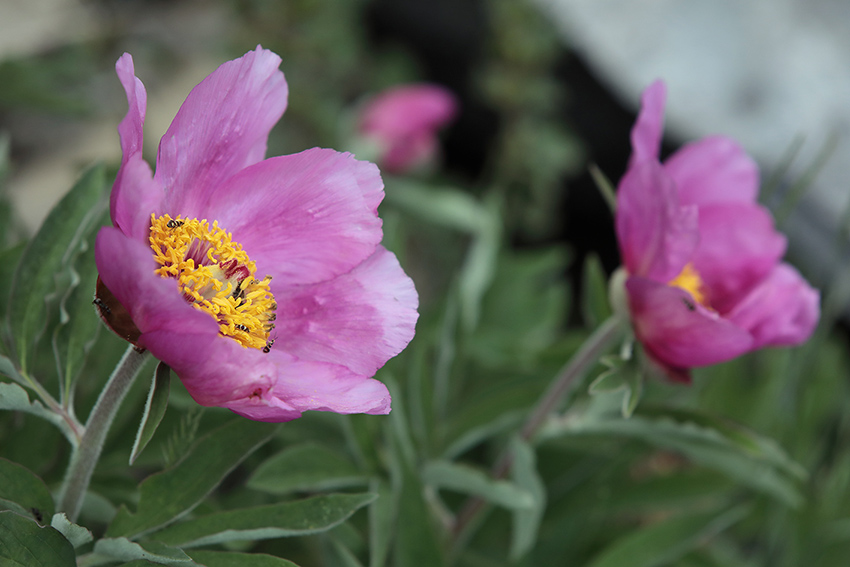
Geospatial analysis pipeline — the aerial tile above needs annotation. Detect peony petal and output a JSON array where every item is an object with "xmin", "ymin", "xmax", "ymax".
[
  {"xmin": 186, "ymin": 148, "xmax": 385, "ymax": 285},
  {"xmin": 115, "ymin": 53, "xmax": 146, "ymax": 163},
  {"xmin": 665, "ymin": 136, "xmax": 760, "ymax": 206},
  {"xmin": 616, "ymin": 160, "xmax": 699, "ymax": 282},
  {"xmin": 727, "ymin": 263, "xmax": 820, "ymax": 349},
  {"xmin": 155, "ymin": 46, "xmax": 288, "ymax": 209},
  {"xmin": 692, "ymin": 203, "xmax": 786, "ymax": 313},
  {"xmin": 272, "ymin": 246, "xmax": 418, "ymax": 375},
  {"xmin": 110, "ymin": 155, "xmax": 165, "ymax": 243},
  {"xmin": 629, "ymin": 80, "xmax": 666, "ymax": 165},
  {"xmin": 626, "ymin": 276, "xmax": 754, "ymax": 368}
]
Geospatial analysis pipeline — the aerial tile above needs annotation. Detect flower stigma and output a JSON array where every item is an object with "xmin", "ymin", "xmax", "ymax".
[
  {"xmin": 668, "ymin": 263, "xmax": 707, "ymax": 307},
  {"xmin": 149, "ymin": 214, "xmax": 277, "ymax": 351}
]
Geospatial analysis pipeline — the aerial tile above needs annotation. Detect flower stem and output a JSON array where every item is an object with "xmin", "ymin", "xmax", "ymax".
[
  {"xmin": 451, "ymin": 316, "xmax": 624, "ymax": 544},
  {"xmin": 57, "ymin": 345, "xmax": 149, "ymax": 521}
]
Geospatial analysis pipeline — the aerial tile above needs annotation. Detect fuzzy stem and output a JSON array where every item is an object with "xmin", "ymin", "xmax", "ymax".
[
  {"xmin": 451, "ymin": 316, "xmax": 624, "ymax": 544},
  {"xmin": 57, "ymin": 345, "xmax": 149, "ymax": 521}
]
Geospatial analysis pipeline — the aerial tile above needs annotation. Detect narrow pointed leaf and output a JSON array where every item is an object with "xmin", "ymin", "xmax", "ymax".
[
  {"xmin": 8, "ymin": 163, "xmax": 106, "ymax": 372},
  {"xmin": 130, "ymin": 362, "xmax": 172, "ymax": 465},
  {"xmin": 421, "ymin": 460, "xmax": 534, "ymax": 510},
  {"xmin": 0, "ymin": 382, "xmax": 77, "ymax": 443},
  {"xmin": 586, "ymin": 506, "xmax": 749, "ymax": 567},
  {"xmin": 152, "ymin": 492, "xmax": 376, "ymax": 548},
  {"xmin": 0, "ymin": 510, "xmax": 75, "ymax": 566},
  {"xmin": 247, "ymin": 442, "xmax": 369, "ymax": 494},
  {"xmin": 93, "ymin": 537, "xmax": 196, "ymax": 565},
  {"xmin": 0, "ymin": 458, "xmax": 55, "ymax": 522},
  {"xmin": 582, "ymin": 254, "xmax": 612, "ymax": 327},
  {"xmin": 509, "ymin": 437, "xmax": 546, "ymax": 560},
  {"xmin": 106, "ymin": 418, "xmax": 278, "ymax": 539},
  {"xmin": 187, "ymin": 550, "xmax": 300, "ymax": 567}
]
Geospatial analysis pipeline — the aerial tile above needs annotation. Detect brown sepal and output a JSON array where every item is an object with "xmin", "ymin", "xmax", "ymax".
[{"xmin": 94, "ymin": 276, "xmax": 142, "ymax": 346}]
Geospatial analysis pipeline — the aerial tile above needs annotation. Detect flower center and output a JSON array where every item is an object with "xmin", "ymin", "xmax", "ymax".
[
  {"xmin": 668, "ymin": 263, "xmax": 707, "ymax": 306},
  {"xmin": 149, "ymin": 214, "xmax": 276, "ymax": 351}
]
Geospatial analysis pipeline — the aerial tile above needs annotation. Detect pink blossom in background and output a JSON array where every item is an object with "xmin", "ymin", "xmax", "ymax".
[
  {"xmin": 95, "ymin": 47, "xmax": 418, "ymax": 422},
  {"xmin": 615, "ymin": 80, "xmax": 819, "ymax": 382},
  {"xmin": 358, "ymin": 84, "xmax": 457, "ymax": 174}
]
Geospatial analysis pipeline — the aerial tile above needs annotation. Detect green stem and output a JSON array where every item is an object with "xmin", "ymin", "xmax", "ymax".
[
  {"xmin": 450, "ymin": 316, "xmax": 625, "ymax": 545},
  {"xmin": 57, "ymin": 345, "xmax": 149, "ymax": 521}
]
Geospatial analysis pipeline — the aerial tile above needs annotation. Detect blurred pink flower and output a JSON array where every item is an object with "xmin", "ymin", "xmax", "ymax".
[
  {"xmin": 615, "ymin": 80, "xmax": 819, "ymax": 381},
  {"xmin": 358, "ymin": 84, "xmax": 457, "ymax": 174},
  {"xmin": 95, "ymin": 47, "xmax": 418, "ymax": 422}
]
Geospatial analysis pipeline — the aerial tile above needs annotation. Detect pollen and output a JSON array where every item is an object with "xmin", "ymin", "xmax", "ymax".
[
  {"xmin": 668, "ymin": 263, "xmax": 707, "ymax": 307},
  {"xmin": 149, "ymin": 214, "xmax": 277, "ymax": 351}
]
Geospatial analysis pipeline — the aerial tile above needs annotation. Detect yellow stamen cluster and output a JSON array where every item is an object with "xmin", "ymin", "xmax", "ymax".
[
  {"xmin": 668, "ymin": 263, "xmax": 707, "ymax": 307},
  {"xmin": 149, "ymin": 214, "xmax": 276, "ymax": 350}
]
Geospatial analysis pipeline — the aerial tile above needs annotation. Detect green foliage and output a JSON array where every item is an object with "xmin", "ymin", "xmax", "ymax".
[
  {"xmin": 0, "ymin": 510, "xmax": 76, "ymax": 566},
  {"xmin": 130, "ymin": 362, "xmax": 173, "ymax": 465}
]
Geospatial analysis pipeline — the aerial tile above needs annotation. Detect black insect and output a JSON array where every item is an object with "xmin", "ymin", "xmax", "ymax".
[
  {"xmin": 235, "ymin": 324, "xmax": 250, "ymax": 332},
  {"xmin": 167, "ymin": 219, "xmax": 185, "ymax": 228},
  {"xmin": 262, "ymin": 338, "xmax": 275, "ymax": 353},
  {"xmin": 31, "ymin": 507, "xmax": 43, "ymax": 523},
  {"xmin": 93, "ymin": 297, "xmax": 111, "ymax": 315},
  {"xmin": 681, "ymin": 297, "xmax": 696, "ymax": 311}
]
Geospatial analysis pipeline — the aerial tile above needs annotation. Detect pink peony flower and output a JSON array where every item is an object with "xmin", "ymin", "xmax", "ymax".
[
  {"xmin": 358, "ymin": 84, "xmax": 457, "ymax": 174},
  {"xmin": 614, "ymin": 80, "xmax": 819, "ymax": 381},
  {"xmin": 95, "ymin": 47, "xmax": 418, "ymax": 422}
]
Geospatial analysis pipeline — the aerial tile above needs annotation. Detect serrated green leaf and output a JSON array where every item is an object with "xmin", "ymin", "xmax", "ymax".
[
  {"xmin": 106, "ymin": 418, "xmax": 278, "ymax": 539},
  {"xmin": 586, "ymin": 506, "xmax": 749, "ymax": 567},
  {"xmin": 93, "ymin": 537, "xmax": 195, "ymax": 565},
  {"xmin": 509, "ymin": 436, "xmax": 546, "ymax": 560},
  {"xmin": 8, "ymin": 163, "xmax": 106, "ymax": 373},
  {"xmin": 49, "ymin": 513, "xmax": 93, "ymax": 548},
  {"xmin": 152, "ymin": 492, "xmax": 376, "ymax": 548},
  {"xmin": 130, "ymin": 362, "xmax": 172, "ymax": 465},
  {"xmin": 0, "ymin": 510, "xmax": 76, "ymax": 566},
  {"xmin": 247, "ymin": 442, "xmax": 369, "ymax": 495},
  {"xmin": 0, "ymin": 382, "xmax": 77, "ymax": 443},
  {"xmin": 582, "ymin": 254, "xmax": 612, "ymax": 327},
  {"xmin": 0, "ymin": 458, "xmax": 55, "ymax": 522},
  {"xmin": 52, "ymin": 233, "xmax": 101, "ymax": 400},
  {"xmin": 421, "ymin": 460, "xmax": 534, "ymax": 510},
  {"xmin": 187, "ymin": 550, "xmax": 300, "ymax": 567}
]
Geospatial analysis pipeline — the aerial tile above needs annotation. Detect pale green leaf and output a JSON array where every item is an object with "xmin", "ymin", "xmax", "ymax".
[
  {"xmin": 130, "ymin": 362, "xmax": 172, "ymax": 465},
  {"xmin": 187, "ymin": 550, "xmax": 300, "ymax": 567},
  {"xmin": 93, "ymin": 537, "xmax": 195, "ymax": 565},
  {"xmin": 49, "ymin": 513, "xmax": 92, "ymax": 548},
  {"xmin": 8, "ymin": 163, "xmax": 106, "ymax": 373},
  {"xmin": 509, "ymin": 436, "xmax": 546, "ymax": 560},
  {"xmin": 0, "ymin": 382, "xmax": 76, "ymax": 443},
  {"xmin": 247, "ymin": 442, "xmax": 368, "ymax": 495},
  {"xmin": 106, "ymin": 418, "xmax": 278, "ymax": 539},
  {"xmin": 152, "ymin": 492, "xmax": 377, "ymax": 548},
  {"xmin": 421, "ymin": 460, "xmax": 534, "ymax": 510}
]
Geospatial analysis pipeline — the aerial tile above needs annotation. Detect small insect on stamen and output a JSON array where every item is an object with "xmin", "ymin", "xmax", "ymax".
[
  {"xmin": 167, "ymin": 219, "xmax": 185, "ymax": 229},
  {"xmin": 234, "ymin": 324, "xmax": 250, "ymax": 332},
  {"xmin": 262, "ymin": 338, "xmax": 275, "ymax": 353}
]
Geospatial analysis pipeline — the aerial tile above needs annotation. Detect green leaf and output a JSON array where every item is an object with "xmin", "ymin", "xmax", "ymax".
[
  {"xmin": 509, "ymin": 437, "xmax": 546, "ymax": 560},
  {"xmin": 586, "ymin": 506, "xmax": 749, "ymax": 567},
  {"xmin": 543, "ymin": 408, "xmax": 804, "ymax": 506},
  {"xmin": 49, "ymin": 513, "xmax": 93, "ymax": 548},
  {"xmin": 582, "ymin": 253, "xmax": 612, "ymax": 327},
  {"xmin": 0, "ymin": 382, "xmax": 77, "ymax": 443},
  {"xmin": 0, "ymin": 243, "xmax": 25, "ymax": 334},
  {"xmin": 130, "ymin": 362, "xmax": 172, "ymax": 465},
  {"xmin": 588, "ymin": 351, "xmax": 643, "ymax": 418},
  {"xmin": 421, "ymin": 460, "xmax": 534, "ymax": 510},
  {"xmin": 8, "ymin": 163, "xmax": 106, "ymax": 373},
  {"xmin": 0, "ymin": 510, "xmax": 76, "ymax": 566},
  {"xmin": 247, "ymin": 442, "xmax": 369, "ymax": 495},
  {"xmin": 93, "ymin": 538, "xmax": 195, "ymax": 565},
  {"xmin": 152, "ymin": 492, "xmax": 377, "ymax": 548},
  {"xmin": 368, "ymin": 480, "xmax": 395, "ymax": 567},
  {"xmin": 187, "ymin": 550, "xmax": 300, "ymax": 567},
  {"xmin": 0, "ymin": 458, "xmax": 55, "ymax": 522},
  {"xmin": 52, "ymin": 233, "xmax": 102, "ymax": 400},
  {"xmin": 106, "ymin": 418, "xmax": 278, "ymax": 539}
]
